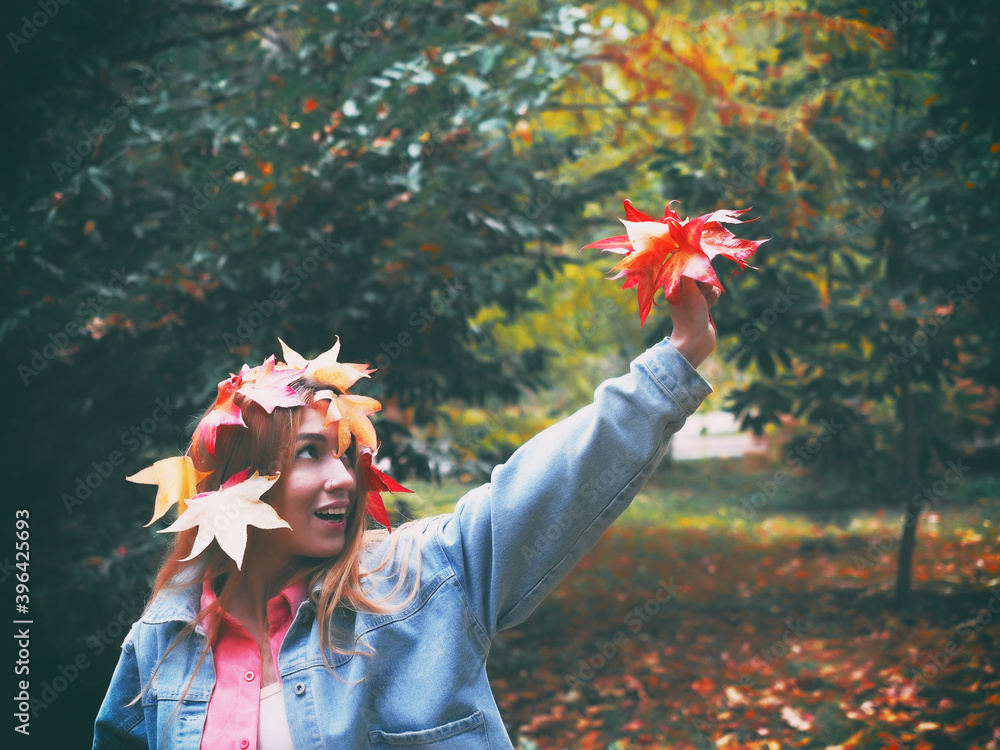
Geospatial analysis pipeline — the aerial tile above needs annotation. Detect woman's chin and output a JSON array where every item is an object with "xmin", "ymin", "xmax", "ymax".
[{"xmin": 294, "ymin": 538, "xmax": 347, "ymax": 561}]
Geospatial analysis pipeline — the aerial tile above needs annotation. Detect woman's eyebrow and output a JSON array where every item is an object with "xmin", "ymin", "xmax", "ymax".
[{"xmin": 296, "ymin": 432, "xmax": 328, "ymax": 442}]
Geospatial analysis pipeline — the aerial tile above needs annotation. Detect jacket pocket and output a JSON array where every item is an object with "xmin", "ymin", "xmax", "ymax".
[{"xmin": 368, "ymin": 708, "xmax": 488, "ymax": 748}]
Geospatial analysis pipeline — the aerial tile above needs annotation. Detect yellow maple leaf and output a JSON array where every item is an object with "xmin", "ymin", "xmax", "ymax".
[{"xmin": 127, "ymin": 456, "xmax": 213, "ymax": 526}]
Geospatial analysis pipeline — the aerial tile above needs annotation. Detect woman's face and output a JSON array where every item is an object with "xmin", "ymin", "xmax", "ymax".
[{"xmin": 266, "ymin": 405, "xmax": 357, "ymax": 561}]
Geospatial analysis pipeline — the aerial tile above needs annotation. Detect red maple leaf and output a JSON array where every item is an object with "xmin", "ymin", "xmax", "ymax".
[
  {"xmin": 583, "ymin": 200, "xmax": 768, "ymax": 325},
  {"xmin": 192, "ymin": 376, "xmax": 248, "ymax": 460},
  {"xmin": 192, "ymin": 357, "xmax": 310, "ymax": 460},
  {"xmin": 237, "ymin": 355, "xmax": 308, "ymax": 413},
  {"xmin": 359, "ymin": 451, "xmax": 413, "ymax": 532},
  {"xmin": 221, "ymin": 466, "xmax": 251, "ymax": 489}
]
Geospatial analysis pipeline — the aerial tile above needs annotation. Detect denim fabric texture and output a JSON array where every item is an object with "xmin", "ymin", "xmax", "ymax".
[{"xmin": 93, "ymin": 338, "xmax": 712, "ymax": 749}]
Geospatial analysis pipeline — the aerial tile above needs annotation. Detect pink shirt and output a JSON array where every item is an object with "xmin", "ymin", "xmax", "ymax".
[{"xmin": 199, "ymin": 574, "xmax": 309, "ymax": 750}]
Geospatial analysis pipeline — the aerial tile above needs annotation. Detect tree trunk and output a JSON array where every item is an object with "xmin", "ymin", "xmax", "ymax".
[{"xmin": 894, "ymin": 363, "xmax": 922, "ymax": 606}]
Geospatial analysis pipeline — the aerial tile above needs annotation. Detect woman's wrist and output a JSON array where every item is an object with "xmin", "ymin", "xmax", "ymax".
[
  {"xmin": 671, "ymin": 335, "xmax": 713, "ymax": 370},
  {"xmin": 666, "ymin": 279, "xmax": 719, "ymax": 370}
]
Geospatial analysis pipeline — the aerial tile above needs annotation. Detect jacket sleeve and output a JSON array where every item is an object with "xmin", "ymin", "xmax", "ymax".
[
  {"xmin": 93, "ymin": 625, "xmax": 148, "ymax": 749},
  {"xmin": 435, "ymin": 338, "xmax": 713, "ymax": 641}
]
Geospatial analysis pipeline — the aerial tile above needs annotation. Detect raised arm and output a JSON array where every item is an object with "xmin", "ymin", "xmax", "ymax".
[{"xmin": 435, "ymin": 279, "xmax": 718, "ymax": 641}]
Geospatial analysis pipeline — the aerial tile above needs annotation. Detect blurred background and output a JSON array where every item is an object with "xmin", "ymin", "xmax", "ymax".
[{"xmin": 1, "ymin": 0, "xmax": 998, "ymax": 747}]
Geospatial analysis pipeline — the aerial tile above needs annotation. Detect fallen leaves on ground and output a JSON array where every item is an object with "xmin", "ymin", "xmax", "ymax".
[{"xmin": 488, "ymin": 505, "xmax": 1000, "ymax": 749}]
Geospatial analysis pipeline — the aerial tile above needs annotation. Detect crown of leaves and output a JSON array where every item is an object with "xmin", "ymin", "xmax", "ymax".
[{"xmin": 126, "ymin": 337, "xmax": 411, "ymax": 568}]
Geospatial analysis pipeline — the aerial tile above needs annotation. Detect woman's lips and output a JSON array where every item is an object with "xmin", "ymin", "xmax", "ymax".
[{"xmin": 315, "ymin": 517, "xmax": 346, "ymax": 530}]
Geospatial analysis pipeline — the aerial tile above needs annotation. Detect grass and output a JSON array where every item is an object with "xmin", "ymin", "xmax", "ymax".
[
  {"xmin": 396, "ymin": 456, "xmax": 1000, "ymax": 538},
  {"xmin": 391, "ymin": 458, "xmax": 1000, "ymax": 750}
]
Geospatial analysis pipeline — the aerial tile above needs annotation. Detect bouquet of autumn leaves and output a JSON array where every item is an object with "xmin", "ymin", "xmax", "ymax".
[
  {"xmin": 583, "ymin": 200, "xmax": 769, "ymax": 326},
  {"xmin": 126, "ymin": 338, "xmax": 410, "ymax": 569}
]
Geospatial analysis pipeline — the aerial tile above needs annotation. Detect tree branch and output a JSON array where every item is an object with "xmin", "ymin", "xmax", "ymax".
[{"xmin": 110, "ymin": 20, "xmax": 262, "ymax": 64}]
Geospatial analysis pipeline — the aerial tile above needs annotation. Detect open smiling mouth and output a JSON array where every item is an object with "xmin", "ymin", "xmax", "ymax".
[{"xmin": 314, "ymin": 508, "xmax": 347, "ymax": 527}]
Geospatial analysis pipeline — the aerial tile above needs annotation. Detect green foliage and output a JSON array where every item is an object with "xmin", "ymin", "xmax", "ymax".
[
  {"xmin": 430, "ymin": 258, "xmax": 642, "ymax": 478},
  {"xmin": 4, "ymin": 0, "xmax": 999, "ymax": 740},
  {"xmin": 639, "ymin": 0, "xmax": 999, "ymax": 502},
  {"xmin": 621, "ymin": 0, "xmax": 1000, "ymax": 601},
  {"xmin": 0, "ymin": 3, "xmax": 623, "ymax": 739}
]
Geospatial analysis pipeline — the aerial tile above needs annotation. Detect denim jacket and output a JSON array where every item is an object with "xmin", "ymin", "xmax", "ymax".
[{"xmin": 93, "ymin": 339, "xmax": 712, "ymax": 749}]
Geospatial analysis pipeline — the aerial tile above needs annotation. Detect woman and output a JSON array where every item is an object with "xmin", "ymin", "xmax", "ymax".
[{"xmin": 93, "ymin": 277, "xmax": 719, "ymax": 749}]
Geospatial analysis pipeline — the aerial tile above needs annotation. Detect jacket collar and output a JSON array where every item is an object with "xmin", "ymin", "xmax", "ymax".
[
  {"xmin": 140, "ymin": 538, "xmax": 384, "ymax": 627},
  {"xmin": 141, "ymin": 561, "xmax": 321, "ymax": 629},
  {"xmin": 141, "ymin": 560, "xmax": 208, "ymax": 625}
]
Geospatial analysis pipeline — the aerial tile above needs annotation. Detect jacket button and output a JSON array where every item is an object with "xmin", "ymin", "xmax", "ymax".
[
  {"xmin": 294, "ymin": 682, "xmax": 306, "ymax": 696},
  {"xmin": 240, "ymin": 740, "xmax": 249, "ymax": 749},
  {"xmin": 244, "ymin": 670, "xmax": 255, "ymax": 681}
]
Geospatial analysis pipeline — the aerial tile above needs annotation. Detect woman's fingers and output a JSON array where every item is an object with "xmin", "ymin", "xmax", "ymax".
[
  {"xmin": 667, "ymin": 277, "xmax": 718, "ymax": 368},
  {"xmin": 695, "ymin": 280, "xmax": 722, "ymax": 308},
  {"xmin": 671, "ymin": 278, "xmax": 724, "ymax": 317}
]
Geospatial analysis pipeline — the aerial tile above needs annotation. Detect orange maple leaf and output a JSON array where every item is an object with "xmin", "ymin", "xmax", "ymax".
[
  {"xmin": 313, "ymin": 391, "xmax": 382, "ymax": 456},
  {"xmin": 278, "ymin": 337, "xmax": 374, "ymax": 392}
]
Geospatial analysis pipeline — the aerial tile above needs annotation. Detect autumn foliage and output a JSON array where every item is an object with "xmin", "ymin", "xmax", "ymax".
[
  {"xmin": 584, "ymin": 200, "xmax": 766, "ymax": 325},
  {"xmin": 488, "ymin": 490, "xmax": 1000, "ymax": 749}
]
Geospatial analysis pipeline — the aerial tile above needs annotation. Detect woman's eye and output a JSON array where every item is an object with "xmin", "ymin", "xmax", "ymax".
[{"xmin": 296, "ymin": 444, "xmax": 318, "ymax": 459}]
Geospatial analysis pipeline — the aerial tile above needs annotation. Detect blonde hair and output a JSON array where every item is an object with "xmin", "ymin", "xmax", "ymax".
[{"xmin": 129, "ymin": 379, "xmax": 425, "ymax": 741}]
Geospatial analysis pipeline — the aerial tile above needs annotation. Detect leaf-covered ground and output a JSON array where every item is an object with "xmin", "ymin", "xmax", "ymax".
[{"xmin": 402, "ymin": 462, "xmax": 1000, "ymax": 750}]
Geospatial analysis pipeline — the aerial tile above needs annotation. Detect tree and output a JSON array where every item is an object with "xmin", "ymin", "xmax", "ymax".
[
  {"xmin": 500, "ymin": 0, "xmax": 997, "ymax": 603},
  {"xmin": 0, "ymin": 2, "xmax": 630, "ymax": 740},
  {"xmin": 628, "ymin": 0, "xmax": 1000, "ymax": 605}
]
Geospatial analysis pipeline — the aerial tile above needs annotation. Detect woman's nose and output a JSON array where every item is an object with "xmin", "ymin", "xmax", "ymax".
[{"xmin": 323, "ymin": 455, "xmax": 355, "ymax": 492}]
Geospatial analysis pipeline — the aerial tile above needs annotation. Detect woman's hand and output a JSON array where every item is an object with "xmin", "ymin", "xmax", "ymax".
[{"xmin": 667, "ymin": 277, "xmax": 721, "ymax": 369}]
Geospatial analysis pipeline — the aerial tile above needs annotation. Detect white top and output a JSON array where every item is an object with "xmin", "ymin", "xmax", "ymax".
[{"xmin": 258, "ymin": 682, "xmax": 295, "ymax": 750}]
